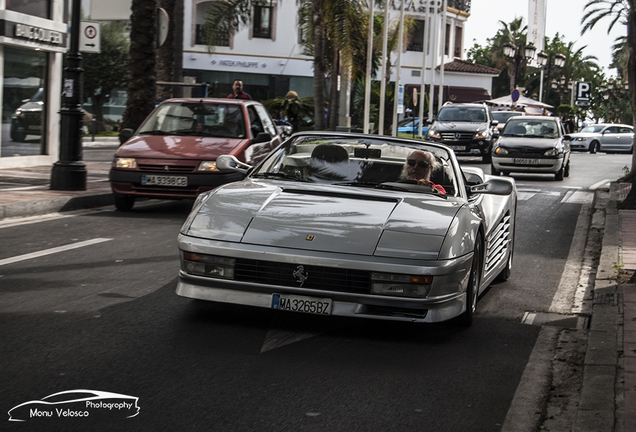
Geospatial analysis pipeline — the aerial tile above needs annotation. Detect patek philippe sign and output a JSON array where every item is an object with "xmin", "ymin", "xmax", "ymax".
[{"xmin": 213, "ymin": 59, "xmax": 267, "ymax": 69}]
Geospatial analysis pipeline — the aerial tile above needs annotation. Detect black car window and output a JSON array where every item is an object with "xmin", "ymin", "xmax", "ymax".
[{"xmin": 605, "ymin": 126, "xmax": 619, "ymax": 134}]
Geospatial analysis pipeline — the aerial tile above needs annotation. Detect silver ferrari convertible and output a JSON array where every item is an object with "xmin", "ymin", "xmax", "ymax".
[{"xmin": 176, "ymin": 133, "xmax": 517, "ymax": 325}]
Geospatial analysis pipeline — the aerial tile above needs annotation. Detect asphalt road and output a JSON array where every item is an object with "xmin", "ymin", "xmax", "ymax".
[{"xmin": 0, "ymin": 151, "xmax": 631, "ymax": 431}]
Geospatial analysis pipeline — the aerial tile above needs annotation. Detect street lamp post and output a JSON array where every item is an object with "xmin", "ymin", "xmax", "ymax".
[
  {"xmin": 503, "ymin": 41, "xmax": 537, "ymax": 91},
  {"xmin": 551, "ymin": 75, "xmax": 574, "ymax": 105},
  {"xmin": 51, "ymin": 0, "xmax": 86, "ymax": 190},
  {"xmin": 536, "ymin": 51, "xmax": 565, "ymax": 103},
  {"xmin": 599, "ymin": 78, "xmax": 629, "ymax": 123}
]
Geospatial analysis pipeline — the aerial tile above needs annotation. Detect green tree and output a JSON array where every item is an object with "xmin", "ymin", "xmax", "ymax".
[
  {"xmin": 263, "ymin": 93, "xmax": 314, "ymax": 132},
  {"xmin": 83, "ymin": 21, "xmax": 130, "ymax": 132},
  {"xmin": 582, "ymin": 0, "xmax": 636, "ymax": 206},
  {"xmin": 121, "ymin": 0, "xmax": 157, "ymax": 132}
]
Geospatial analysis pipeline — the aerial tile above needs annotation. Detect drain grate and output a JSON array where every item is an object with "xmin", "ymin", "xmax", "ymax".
[{"xmin": 594, "ymin": 292, "xmax": 621, "ymax": 305}]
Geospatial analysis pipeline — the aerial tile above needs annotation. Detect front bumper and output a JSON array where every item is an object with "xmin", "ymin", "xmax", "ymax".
[
  {"xmin": 109, "ymin": 169, "xmax": 244, "ymax": 199},
  {"xmin": 431, "ymin": 138, "xmax": 491, "ymax": 156},
  {"xmin": 176, "ymin": 235, "xmax": 474, "ymax": 323},
  {"xmin": 492, "ymin": 156, "xmax": 564, "ymax": 174}
]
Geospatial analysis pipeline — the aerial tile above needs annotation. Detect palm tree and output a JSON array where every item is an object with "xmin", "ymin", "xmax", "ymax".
[
  {"xmin": 582, "ymin": 0, "xmax": 636, "ymax": 206},
  {"xmin": 490, "ymin": 18, "xmax": 528, "ymax": 93},
  {"xmin": 121, "ymin": 0, "xmax": 157, "ymax": 132}
]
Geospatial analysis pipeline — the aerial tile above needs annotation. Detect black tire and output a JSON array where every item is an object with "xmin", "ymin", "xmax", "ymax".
[
  {"xmin": 482, "ymin": 152, "xmax": 492, "ymax": 164},
  {"xmin": 458, "ymin": 233, "xmax": 482, "ymax": 326},
  {"xmin": 490, "ymin": 164, "xmax": 500, "ymax": 176},
  {"xmin": 555, "ymin": 164, "xmax": 564, "ymax": 181},
  {"xmin": 114, "ymin": 195, "xmax": 135, "ymax": 211},
  {"xmin": 589, "ymin": 141, "xmax": 598, "ymax": 154},
  {"xmin": 564, "ymin": 161, "xmax": 570, "ymax": 177},
  {"xmin": 10, "ymin": 124, "xmax": 26, "ymax": 142}
]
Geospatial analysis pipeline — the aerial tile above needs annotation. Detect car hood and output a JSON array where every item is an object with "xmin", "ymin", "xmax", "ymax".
[
  {"xmin": 432, "ymin": 121, "xmax": 488, "ymax": 132},
  {"xmin": 185, "ymin": 181, "xmax": 462, "ymax": 258},
  {"xmin": 496, "ymin": 136, "xmax": 564, "ymax": 150},
  {"xmin": 115, "ymin": 135, "xmax": 247, "ymax": 159}
]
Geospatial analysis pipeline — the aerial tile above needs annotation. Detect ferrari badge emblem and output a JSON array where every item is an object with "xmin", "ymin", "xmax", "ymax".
[
  {"xmin": 306, "ymin": 235, "xmax": 315, "ymax": 241},
  {"xmin": 292, "ymin": 265, "xmax": 309, "ymax": 287}
]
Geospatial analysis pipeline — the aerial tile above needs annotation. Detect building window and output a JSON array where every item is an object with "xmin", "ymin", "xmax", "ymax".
[
  {"xmin": 2, "ymin": 46, "xmax": 48, "ymax": 157},
  {"xmin": 253, "ymin": 6, "xmax": 272, "ymax": 39},
  {"xmin": 454, "ymin": 26, "xmax": 463, "ymax": 58},
  {"xmin": 195, "ymin": 1, "xmax": 230, "ymax": 47},
  {"xmin": 444, "ymin": 23, "xmax": 451, "ymax": 56},
  {"xmin": 407, "ymin": 20, "xmax": 425, "ymax": 52},
  {"xmin": 6, "ymin": 0, "xmax": 50, "ymax": 19}
]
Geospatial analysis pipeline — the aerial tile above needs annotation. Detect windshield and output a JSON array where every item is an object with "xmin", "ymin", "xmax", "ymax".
[
  {"xmin": 492, "ymin": 112, "xmax": 523, "ymax": 122},
  {"xmin": 251, "ymin": 135, "xmax": 459, "ymax": 196},
  {"xmin": 438, "ymin": 107, "xmax": 487, "ymax": 122},
  {"xmin": 138, "ymin": 102, "xmax": 246, "ymax": 138},
  {"xmin": 580, "ymin": 125, "xmax": 606, "ymax": 133},
  {"xmin": 503, "ymin": 119, "xmax": 560, "ymax": 138}
]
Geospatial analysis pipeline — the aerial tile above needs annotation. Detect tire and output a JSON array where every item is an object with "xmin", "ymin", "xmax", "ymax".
[
  {"xmin": 589, "ymin": 141, "xmax": 599, "ymax": 154},
  {"xmin": 10, "ymin": 123, "xmax": 26, "ymax": 142},
  {"xmin": 457, "ymin": 232, "xmax": 482, "ymax": 326},
  {"xmin": 482, "ymin": 152, "xmax": 492, "ymax": 164},
  {"xmin": 114, "ymin": 195, "xmax": 135, "ymax": 211},
  {"xmin": 564, "ymin": 160, "xmax": 570, "ymax": 177},
  {"xmin": 490, "ymin": 164, "xmax": 500, "ymax": 176},
  {"xmin": 555, "ymin": 164, "xmax": 564, "ymax": 181}
]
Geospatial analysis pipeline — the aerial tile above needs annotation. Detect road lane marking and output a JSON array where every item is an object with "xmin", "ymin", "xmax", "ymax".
[
  {"xmin": 561, "ymin": 190, "xmax": 594, "ymax": 204},
  {"xmin": 0, "ymin": 238, "xmax": 113, "ymax": 267}
]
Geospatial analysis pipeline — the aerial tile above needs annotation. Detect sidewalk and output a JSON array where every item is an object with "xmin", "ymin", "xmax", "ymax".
[
  {"xmin": 0, "ymin": 149, "xmax": 634, "ymax": 430},
  {"xmin": 0, "ymin": 138, "xmax": 117, "ymax": 219}
]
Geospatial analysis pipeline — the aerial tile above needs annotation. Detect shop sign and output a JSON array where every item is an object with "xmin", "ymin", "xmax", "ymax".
[{"xmin": 14, "ymin": 23, "xmax": 63, "ymax": 46}]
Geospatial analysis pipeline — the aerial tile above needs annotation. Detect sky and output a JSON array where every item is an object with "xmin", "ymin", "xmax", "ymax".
[{"xmin": 463, "ymin": 0, "xmax": 626, "ymax": 76}]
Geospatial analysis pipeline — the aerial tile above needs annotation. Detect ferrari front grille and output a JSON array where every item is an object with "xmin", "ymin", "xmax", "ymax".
[{"xmin": 234, "ymin": 259, "xmax": 371, "ymax": 294}]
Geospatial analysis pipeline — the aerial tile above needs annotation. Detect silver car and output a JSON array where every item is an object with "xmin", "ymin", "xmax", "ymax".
[
  {"xmin": 569, "ymin": 123, "xmax": 634, "ymax": 153},
  {"xmin": 491, "ymin": 116, "xmax": 571, "ymax": 181},
  {"xmin": 176, "ymin": 133, "xmax": 517, "ymax": 326}
]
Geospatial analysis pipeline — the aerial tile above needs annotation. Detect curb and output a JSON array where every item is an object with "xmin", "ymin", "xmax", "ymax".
[
  {"xmin": 0, "ymin": 192, "xmax": 113, "ymax": 220},
  {"xmin": 574, "ymin": 184, "xmax": 622, "ymax": 432}
]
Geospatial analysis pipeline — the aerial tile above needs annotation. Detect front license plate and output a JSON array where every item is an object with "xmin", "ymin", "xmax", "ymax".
[
  {"xmin": 271, "ymin": 293, "xmax": 332, "ymax": 315},
  {"xmin": 450, "ymin": 145, "xmax": 466, "ymax": 151},
  {"xmin": 513, "ymin": 158, "xmax": 540, "ymax": 165},
  {"xmin": 141, "ymin": 175, "xmax": 188, "ymax": 187}
]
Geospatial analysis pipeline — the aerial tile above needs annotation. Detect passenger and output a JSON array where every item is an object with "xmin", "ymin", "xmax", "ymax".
[{"xmin": 400, "ymin": 150, "xmax": 446, "ymax": 194}]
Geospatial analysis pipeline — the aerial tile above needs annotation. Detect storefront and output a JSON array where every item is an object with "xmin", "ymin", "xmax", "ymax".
[{"xmin": 0, "ymin": 0, "xmax": 67, "ymax": 168}]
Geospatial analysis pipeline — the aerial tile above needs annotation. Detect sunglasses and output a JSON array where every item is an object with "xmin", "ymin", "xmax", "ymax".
[{"xmin": 407, "ymin": 159, "xmax": 430, "ymax": 169}]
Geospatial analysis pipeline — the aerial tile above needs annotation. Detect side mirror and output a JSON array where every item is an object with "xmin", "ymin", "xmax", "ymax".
[
  {"xmin": 252, "ymin": 132, "xmax": 272, "ymax": 144},
  {"xmin": 491, "ymin": 120, "xmax": 499, "ymax": 127},
  {"xmin": 119, "ymin": 128, "xmax": 134, "ymax": 145},
  {"xmin": 468, "ymin": 178, "xmax": 514, "ymax": 196},
  {"xmin": 216, "ymin": 155, "xmax": 252, "ymax": 175},
  {"xmin": 563, "ymin": 134, "xmax": 572, "ymax": 141}
]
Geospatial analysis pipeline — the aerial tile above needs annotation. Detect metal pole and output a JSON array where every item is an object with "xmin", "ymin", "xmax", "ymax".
[
  {"xmin": 363, "ymin": 0, "xmax": 374, "ymax": 134},
  {"xmin": 51, "ymin": 0, "xmax": 87, "ymax": 190},
  {"xmin": 417, "ymin": 1, "xmax": 430, "ymax": 137},
  {"xmin": 391, "ymin": 0, "xmax": 406, "ymax": 137},
  {"xmin": 378, "ymin": 4, "xmax": 389, "ymax": 135},
  {"xmin": 438, "ymin": 0, "xmax": 446, "ymax": 112},
  {"xmin": 428, "ymin": 1, "xmax": 438, "ymax": 122}
]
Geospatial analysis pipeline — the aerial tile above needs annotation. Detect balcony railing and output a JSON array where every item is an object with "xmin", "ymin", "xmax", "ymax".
[{"xmin": 448, "ymin": 0, "xmax": 470, "ymax": 13}]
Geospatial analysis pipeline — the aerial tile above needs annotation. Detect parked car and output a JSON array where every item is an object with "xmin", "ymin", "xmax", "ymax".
[
  {"xmin": 569, "ymin": 123, "xmax": 634, "ymax": 153},
  {"xmin": 426, "ymin": 102, "xmax": 499, "ymax": 163},
  {"xmin": 397, "ymin": 117, "xmax": 428, "ymax": 135},
  {"xmin": 109, "ymin": 98, "xmax": 282, "ymax": 211},
  {"xmin": 176, "ymin": 132, "xmax": 517, "ymax": 326},
  {"xmin": 491, "ymin": 110, "xmax": 526, "ymax": 133},
  {"xmin": 491, "ymin": 116, "xmax": 572, "ymax": 181}
]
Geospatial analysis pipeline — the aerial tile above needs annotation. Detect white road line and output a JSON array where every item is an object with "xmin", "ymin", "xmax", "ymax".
[
  {"xmin": 0, "ymin": 238, "xmax": 113, "ymax": 267},
  {"xmin": 589, "ymin": 179, "xmax": 611, "ymax": 190},
  {"xmin": 561, "ymin": 190, "xmax": 594, "ymax": 204}
]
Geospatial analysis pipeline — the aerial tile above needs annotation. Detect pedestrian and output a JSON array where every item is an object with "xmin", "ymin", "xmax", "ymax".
[
  {"xmin": 227, "ymin": 79, "xmax": 252, "ymax": 100},
  {"xmin": 564, "ymin": 117, "xmax": 575, "ymax": 134}
]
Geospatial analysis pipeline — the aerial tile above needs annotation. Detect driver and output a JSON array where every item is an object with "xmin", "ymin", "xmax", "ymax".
[{"xmin": 400, "ymin": 150, "xmax": 446, "ymax": 194}]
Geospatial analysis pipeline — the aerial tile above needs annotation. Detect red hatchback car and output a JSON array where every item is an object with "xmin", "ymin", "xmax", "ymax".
[{"xmin": 109, "ymin": 98, "xmax": 282, "ymax": 210}]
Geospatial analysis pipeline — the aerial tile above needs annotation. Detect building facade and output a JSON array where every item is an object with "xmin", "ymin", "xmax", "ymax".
[
  {"xmin": 182, "ymin": 0, "xmax": 496, "ymax": 106},
  {"xmin": 0, "ymin": 0, "xmax": 67, "ymax": 168}
]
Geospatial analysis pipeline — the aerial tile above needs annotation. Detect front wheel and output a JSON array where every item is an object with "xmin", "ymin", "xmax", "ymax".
[
  {"xmin": 589, "ymin": 141, "xmax": 599, "ymax": 154},
  {"xmin": 482, "ymin": 152, "xmax": 492, "ymax": 164},
  {"xmin": 555, "ymin": 164, "xmax": 564, "ymax": 181},
  {"xmin": 114, "ymin": 195, "xmax": 135, "ymax": 211},
  {"xmin": 564, "ymin": 160, "xmax": 570, "ymax": 177},
  {"xmin": 457, "ymin": 233, "xmax": 482, "ymax": 326}
]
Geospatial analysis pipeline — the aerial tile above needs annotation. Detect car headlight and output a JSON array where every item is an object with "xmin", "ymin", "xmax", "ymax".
[
  {"xmin": 114, "ymin": 157, "xmax": 137, "ymax": 169},
  {"xmin": 494, "ymin": 146, "xmax": 509, "ymax": 155},
  {"xmin": 474, "ymin": 129, "xmax": 491, "ymax": 140},
  {"xmin": 427, "ymin": 129, "xmax": 440, "ymax": 139},
  {"xmin": 181, "ymin": 252, "xmax": 235, "ymax": 279},
  {"xmin": 197, "ymin": 161, "xmax": 220, "ymax": 172},
  {"xmin": 544, "ymin": 148, "xmax": 561, "ymax": 156},
  {"xmin": 371, "ymin": 272, "xmax": 432, "ymax": 298},
  {"xmin": 574, "ymin": 137, "xmax": 588, "ymax": 141}
]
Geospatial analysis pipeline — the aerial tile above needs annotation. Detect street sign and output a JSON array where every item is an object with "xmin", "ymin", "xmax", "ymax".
[
  {"xmin": 575, "ymin": 81, "xmax": 591, "ymax": 106},
  {"xmin": 79, "ymin": 22, "xmax": 100, "ymax": 53},
  {"xmin": 511, "ymin": 89, "xmax": 520, "ymax": 102},
  {"xmin": 397, "ymin": 85, "xmax": 404, "ymax": 114}
]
